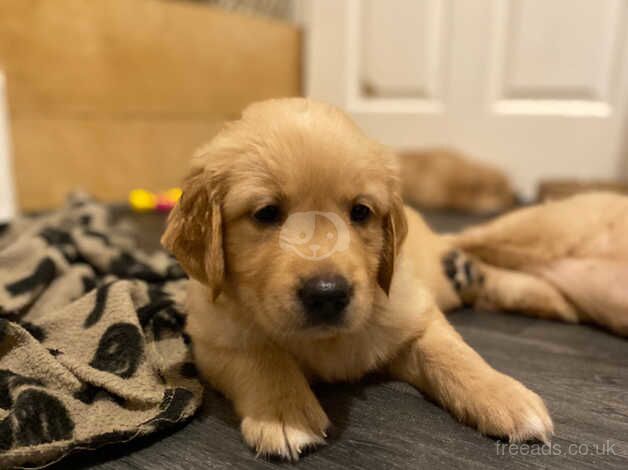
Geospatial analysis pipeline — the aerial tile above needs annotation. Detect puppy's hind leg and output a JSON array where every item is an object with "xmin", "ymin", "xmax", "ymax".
[
  {"xmin": 388, "ymin": 309, "xmax": 553, "ymax": 443},
  {"xmin": 193, "ymin": 342, "xmax": 329, "ymax": 460},
  {"xmin": 475, "ymin": 263, "xmax": 580, "ymax": 323},
  {"xmin": 442, "ymin": 249, "xmax": 579, "ymax": 323}
]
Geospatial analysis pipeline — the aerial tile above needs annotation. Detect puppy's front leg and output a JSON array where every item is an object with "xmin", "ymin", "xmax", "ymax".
[
  {"xmin": 388, "ymin": 309, "xmax": 553, "ymax": 443},
  {"xmin": 193, "ymin": 341, "xmax": 329, "ymax": 460}
]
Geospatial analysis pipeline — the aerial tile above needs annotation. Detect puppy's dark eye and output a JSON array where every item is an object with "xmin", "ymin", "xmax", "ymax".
[
  {"xmin": 253, "ymin": 205, "xmax": 281, "ymax": 225},
  {"xmin": 350, "ymin": 203, "xmax": 372, "ymax": 223}
]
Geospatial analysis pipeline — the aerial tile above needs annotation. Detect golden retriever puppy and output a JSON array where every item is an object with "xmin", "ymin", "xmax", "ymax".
[
  {"xmin": 399, "ymin": 148, "xmax": 516, "ymax": 214},
  {"xmin": 447, "ymin": 192, "xmax": 628, "ymax": 336},
  {"xmin": 161, "ymin": 98, "xmax": 552, "ymax": 460}
]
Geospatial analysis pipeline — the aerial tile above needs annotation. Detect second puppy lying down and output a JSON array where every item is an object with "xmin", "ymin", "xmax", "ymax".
[
  {"xmin": 399, "ymin": 148, "xmax": 516, "ymax": 214},
  {"xmin": 162, "ymin": 98, "xmax": 552, "ymax": 460},
  {"xmin": 447, "ymin": 192, "xmax": 628, "ymax": 337}
]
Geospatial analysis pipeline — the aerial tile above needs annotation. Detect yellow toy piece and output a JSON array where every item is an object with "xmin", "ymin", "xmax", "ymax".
[
  {"xmin": 129, "ymin": 187, "xmax": 182, "ymax": 212},
  {"xmin": 129, "ymin": 189, "xmax": 158, "ymax": 212}
]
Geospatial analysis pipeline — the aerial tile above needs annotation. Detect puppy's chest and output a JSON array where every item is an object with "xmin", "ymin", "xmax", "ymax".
[
  {"xmin": 286, "ymin": 328, "xmax": 403, "ymax": 382},
  {"xmin": 287, "ymin": 289, "xmax": 429, "ymax": 382}
]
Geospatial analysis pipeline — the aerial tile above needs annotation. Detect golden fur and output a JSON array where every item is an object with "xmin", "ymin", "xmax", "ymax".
[
  {"xmin": 162, "ymin": 98, "xmax": 552, "ymax": 460},
  {"xmin": 399, "ymin": 148, "xmax": 516, "ymax": 214},
  {"xmin": 449, "ymin": 192, "xmax": 628, "ymax": 336}
]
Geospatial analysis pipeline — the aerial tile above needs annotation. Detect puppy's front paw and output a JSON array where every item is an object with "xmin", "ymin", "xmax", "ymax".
[
  {"xmin": 464, "ymin": 373, "xmax": 553, "ymax": 444},
  {"xmin": 240, "ymin": 405, "xmax": 330, "ymax": 461}
]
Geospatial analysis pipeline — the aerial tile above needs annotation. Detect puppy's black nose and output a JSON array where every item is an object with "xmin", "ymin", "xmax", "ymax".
[{"xmin": 298, "ymin": 274, "xmax": 352, "ymax": 325}]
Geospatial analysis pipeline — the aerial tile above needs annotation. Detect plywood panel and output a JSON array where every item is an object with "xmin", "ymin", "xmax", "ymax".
[
  {"xmin": 12, "ymin": 118, "xmax": 224, "ymax": 210},
  {"xmin": 0, "ymin": 0, "xmax": 300, "ymax": 116},
  {"xmin": 0, "ymin": 0, "xmax": 301, "ymax": 210}
]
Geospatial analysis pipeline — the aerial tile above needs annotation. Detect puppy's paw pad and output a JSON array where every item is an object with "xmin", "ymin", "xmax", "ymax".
[
  {"xmin": 241, "ymin": 417, "xmax": 326, "ymax": 461},
  {"xmin": 442, "ymin": 250, "xmax": 484, "ymax": 302}
]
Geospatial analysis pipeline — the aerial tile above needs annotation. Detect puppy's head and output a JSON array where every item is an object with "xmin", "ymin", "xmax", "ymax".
[{"xmin": 162, "ymin": 98, "xmax": 407, "ymax": 340}]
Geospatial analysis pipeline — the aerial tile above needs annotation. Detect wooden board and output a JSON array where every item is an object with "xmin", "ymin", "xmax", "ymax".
[
  {"xmin": 0, "ymin": 0, "xmax": 301, "ymax": 210},
  {"xmin": 11, "ymin": 118, "xmax": 224, "ymax": 209}
]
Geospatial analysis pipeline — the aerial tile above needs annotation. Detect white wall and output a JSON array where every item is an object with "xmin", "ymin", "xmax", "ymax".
[{"xmin": 0, "ymin": 71, "xmax": 16, "ymax": 222}]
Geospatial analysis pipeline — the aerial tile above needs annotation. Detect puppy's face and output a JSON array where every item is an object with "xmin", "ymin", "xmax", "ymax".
[{"xmin": 162, "ymin": 99, "xmax": 407, "ymax": 340}]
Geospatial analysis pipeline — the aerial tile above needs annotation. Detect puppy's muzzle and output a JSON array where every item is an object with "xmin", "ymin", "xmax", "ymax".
[{"xmin": 298, "ymin": 274, "xmax": 353, "ymax": 325}]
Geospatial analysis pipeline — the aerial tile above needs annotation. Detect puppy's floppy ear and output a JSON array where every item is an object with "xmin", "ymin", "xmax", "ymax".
[
  {"xmin": 377, "ymin": 192, "xmax": 408, "ymax": 295},
  {"xmin": 161, "ymin": 164, "xmax": 225, "ymax": 301}
]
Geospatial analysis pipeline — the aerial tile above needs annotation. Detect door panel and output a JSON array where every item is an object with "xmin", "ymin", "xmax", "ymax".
[
  {"xmin": 490, "ymin": 0, "xmax": 625, "ymax": 113},
  {"xmin": 361, "ymin": 0, "xmax": 448, "ymax": 101},
  {"xmin": 499, "ymin": 0, "xmax": 621, "ymax": 101}
]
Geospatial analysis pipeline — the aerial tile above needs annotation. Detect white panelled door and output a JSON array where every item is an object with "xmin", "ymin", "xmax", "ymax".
[{"xmin": 303, "ymin": 0, "xmax": 628, "ymax": 198}]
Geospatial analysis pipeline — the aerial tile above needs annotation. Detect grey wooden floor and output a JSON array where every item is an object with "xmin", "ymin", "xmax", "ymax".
[{"xmin": 55, "ymin": 210, "xmax": 628, "ymax": 470}]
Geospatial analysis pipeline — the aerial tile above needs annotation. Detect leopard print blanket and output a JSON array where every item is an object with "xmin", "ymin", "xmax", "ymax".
[{"xmin": 0, "ymin": 195, "xmax": 202, "ymax": 468}]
